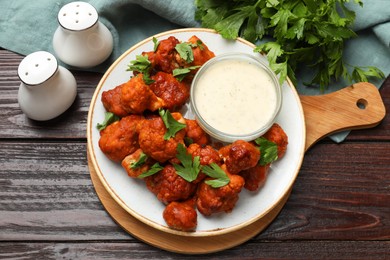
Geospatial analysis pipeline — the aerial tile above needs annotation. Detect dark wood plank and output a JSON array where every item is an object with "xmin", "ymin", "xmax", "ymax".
[
  {"xmin": 0, "ymin": 241, "xmax": 388, "ymax": 259},
  {"xmin": 1, "ymin": 142, "xmax": 388, "ymax": 241},
  {"xmin": 261, "ymin": 142, "xmax": 390, "ymax": 241},
  {"xmin": 0, "ymin": 141, "xmax": 129, "ymax": 240}
]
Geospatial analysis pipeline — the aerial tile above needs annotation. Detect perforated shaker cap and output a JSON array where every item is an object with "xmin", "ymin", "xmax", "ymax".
[
  {"xmin": 18, "ymin": 51, "xmax": 58, "ymax": 86},
  {"xmin": 57, "ymin": 1, "xmax": 98, "ymax": 31}
]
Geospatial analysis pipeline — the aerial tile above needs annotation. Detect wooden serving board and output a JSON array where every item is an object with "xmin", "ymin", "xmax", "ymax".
[
  {"xmin": 301, "ymin": 82, "xmax": 386, "ymax": 151},
  {"xmin": 87, "ymin": 82, "xmax": 385, "ymax": 254}
]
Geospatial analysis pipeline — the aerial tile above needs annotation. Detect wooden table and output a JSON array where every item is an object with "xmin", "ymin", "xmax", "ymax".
[{"xmin": 0, "ymin": 48, "xmax": 389, "ymax": 259}]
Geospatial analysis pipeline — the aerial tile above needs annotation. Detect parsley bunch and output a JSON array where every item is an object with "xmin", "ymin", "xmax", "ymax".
[{"xmin": 195, "ymin": 0, "xmax": 384, "ymax": 91}]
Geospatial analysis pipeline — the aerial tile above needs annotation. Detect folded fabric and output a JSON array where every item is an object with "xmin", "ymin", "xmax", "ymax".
[{"xmin": 0, "ymin": 0, "xmax": 389, "ymax": 142}]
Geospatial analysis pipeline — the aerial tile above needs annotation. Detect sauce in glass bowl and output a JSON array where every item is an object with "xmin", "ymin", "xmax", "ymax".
[{"xmin": 190, "ymin": 52, "xmax": 282, "ymax": 143}]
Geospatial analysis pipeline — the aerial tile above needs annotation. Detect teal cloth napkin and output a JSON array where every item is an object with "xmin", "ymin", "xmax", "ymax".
[{"xmin": 0, "ymin": 0, "xmax": 389, "ymax": 142}]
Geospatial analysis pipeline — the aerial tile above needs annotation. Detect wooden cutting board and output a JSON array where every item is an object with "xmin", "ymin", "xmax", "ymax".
[{"xmin": 87, "ymin": 82, "xmax": 385, "ymax": 254}]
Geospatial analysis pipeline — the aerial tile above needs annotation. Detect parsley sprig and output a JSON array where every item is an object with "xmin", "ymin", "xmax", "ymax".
[
  {"xmin": 254, "ymin": 137, "xmax": 278, "ymax": 165},
  {"xmin": 195, "ymin": 0, "xmax": 385, "ymax": 91},
  {"xmin": 130, "ymin": 152, "xmax": 148, "ymax": 169},
  {"xmin": 126, "ymin": 55, "xmax": 154, "ymax": 84},
  {"xmin": 152, "ymin": 37, "xmax": 160, "ymax": 52},
  {"xmin": 96, "ymin": 112, "xmax": 120, "ymax": 131},
  {"xmin": 173, "ymin": 143, "xmax": 201, "ymax": 182},
  {"xmin": 202, "ymin": 163, "xmax": 230, "ymax": 188},
  {"xmin": 173, "ymin": 66, "xmax": 201, "ymax": 81},
  {"xmin": 138, "ymin": 163, "xmax": 164, "ymax": 178},
  {"xmin": 158, "ymin": 109, "xmax": 186, "ymax": 140},
  {"xmin": 175, "ymin": 42, "xmax": 195, "ymax": 63},
  {"xmin": 127, "ymin": 54, "xmax": 150, "ymax": 73}
]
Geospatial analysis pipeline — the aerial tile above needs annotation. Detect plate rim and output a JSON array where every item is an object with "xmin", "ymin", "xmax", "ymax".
[{"xmin": 87, "ymin": 28, "xmax": 306, "ymax": 237}]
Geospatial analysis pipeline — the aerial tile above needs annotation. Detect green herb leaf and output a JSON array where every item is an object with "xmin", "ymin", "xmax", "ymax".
[
  {"xmin": 243, "ymin": 9, "xmax": 265, "ymax": 42},
  {"xmin": 158, "ymin": 109, "xmax": 186, "ymax": 140},
  {"xmin": 172, "ymin": 66, "xmax": 201, "ymax": 81},
  {"xmin": 270, "ymin": 59, "xmax": 288, "ymax": 86},
  {"xmin": 254, "ymin": 42, "xmax": 283, "ymax": 63},
  {"xmin": 130, "ymin": 152, "xmax": 148, "ymax": 169},
  {"xmin": 214, "ymin": 5, "xmax": 256, "ymax": 40},
  {"xmin": 195, "ymin": 40, "xmax": 204, "ymax": 50},
  {"xmin": 269, "ymin": 8, "xmax": 293, "ymax": 39},
  {"xmin": 138, "ymin": 163, "xmax": 164, "ymax": 178},
  {"xmin": 175, "ymin": 42, "xmax": 195, "ymax": 63},
  {"xmin": 267, "ymin": 0, "xmax": 280, "ymax": 7},
  {"xmin": 197, "ymin": 5, "xmax": 230, "ymax": 29},
  {"xmin": 255, "ymin": 137, "xmax": 278, "ymax": 166},
  {"xmin": 352, "ymin": 66, "xmax": 385, "ymax": 83},
  {"xmin": 201, "ymin": 163, "xmax": 230, "ymax": 188},
  {"xmin": 127, "ymin": 55, "xmax": 154, "ymax": 84},
  {"xmin": 127, "ymin": 55, "xmax": 151, "ymax": 74},
  {"xmin": 152, "ymin": 37, "xmax": 160, "ymax": 52},
  {"xmin": 142, "ymin": 72, "xmax": 155, "ymax": 85},
  {"xmin": 96, "ymin": 112, "xmax": 120, "ymax": 131},
  {"xmin": 285, "ymin": 18, "xmax": 306, "ymax": 40},
  {"xmin": 173, "ymin": 143, "xmax": 201, "ymax": 182}
]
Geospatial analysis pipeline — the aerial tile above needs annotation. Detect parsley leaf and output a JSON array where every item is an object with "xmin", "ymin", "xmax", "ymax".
[
  {"xmin": 96, "ymin": 112, "xmax": 120, "ymax": 131},
  {"xmin": 269, "ymin": 8, "xmax": 293, "ymax": 38},
  {"xmin": 352, "ymin": 66, "xmax": 385, "ymax": 83},
  {"xmin": 126, "ymin": 55, "xmax": 154, "ymax": 84},
  {"xmin": 254, "ymin": 42, "xmax": 283, "ymax": 64},
  {"xmin": 158, "ymin": 109, "xmax": 186, "ymax": 140},
  {"xmin": 152, "ymin": 37, "xmax": 160, "ymax": 52},
  {"xmin": 243, "ymin": 8, "xmax": 265, "ymax": 42},
  {"xmin": 173, "ymin": 143, "xmax": 201, "ymax": 182},
  {"xmin": 195, "ymin": 40, "xmax": 204, "ymax": 50},
  {"xmin": 138, "ymin": 163, "xmax": 164, "ymax": 179},
  {"xmin": 127, "ymin": 55, "xmax": 151, "ymax": 73},
  {"xmin": 142, "ymin": 73, "xmax": 155, "ymax": 85},
  {"xmin": 130, "ymin": 152, "xmax": 148, "ymax": 169},
  {"xmin": 201, "ymin": 163, "xmax": 230, "ymax": 188},
  {"xmin": 214, "ymin": 5, "xmax": 257, "ymax": 40},
  {"xmin": 172, "ymin": 66, "xmax": 201, "ymax": 81},
  {"xmin": 285, "ymin": 18, "xmax": 306, "ymax": 40},
  {"xmin": 255, "ymin": 137, "xmax": 278, "ymax": 166},
  {"xmin": 175, "ymin": 42, "xmax": 195, "ymax": 63}
]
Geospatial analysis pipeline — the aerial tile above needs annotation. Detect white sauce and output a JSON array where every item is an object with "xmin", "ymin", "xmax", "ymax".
[{"xmin": 194, "ymin": 59, "xmax": 278, "ymax": 136}]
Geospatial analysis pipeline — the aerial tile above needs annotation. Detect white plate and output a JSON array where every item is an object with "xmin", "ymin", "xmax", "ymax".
[{"xmin": 87, "ymin": 28, "xmax": 306, "ymax": 237}]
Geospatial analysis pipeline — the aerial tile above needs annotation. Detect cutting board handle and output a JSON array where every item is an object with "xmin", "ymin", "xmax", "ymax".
[{"xmin": 299, "ymin": 82, "xmax": 386, "ymax": 151}]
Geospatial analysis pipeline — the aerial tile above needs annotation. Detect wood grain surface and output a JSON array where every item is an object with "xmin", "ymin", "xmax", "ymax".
[{"xmin": 1, "ymin": 49, "xmax": 389, "ymax": 259}]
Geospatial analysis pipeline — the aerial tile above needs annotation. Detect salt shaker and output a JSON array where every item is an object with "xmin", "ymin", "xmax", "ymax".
[
  {"xmin": 53, "ymin": 1, "xmax": 113, "ymax": 68},
  {"xmin": 17, "ymin": 51, "xmax": 77, "ymax": 121}
]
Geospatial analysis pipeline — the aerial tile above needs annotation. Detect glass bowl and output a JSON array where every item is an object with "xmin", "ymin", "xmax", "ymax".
[{"xmin": 190, "ymin": 52, "xmax": 282, "ymax": 143}]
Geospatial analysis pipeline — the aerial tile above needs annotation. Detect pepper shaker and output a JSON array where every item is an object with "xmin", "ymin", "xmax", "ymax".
[
  {"xmin": 53, "ymin": 1, "xmax": 113, "ymax": 68},
  {"xmin": 17, "ymin": 51, "xmax": 77, "ymax": 121}
]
